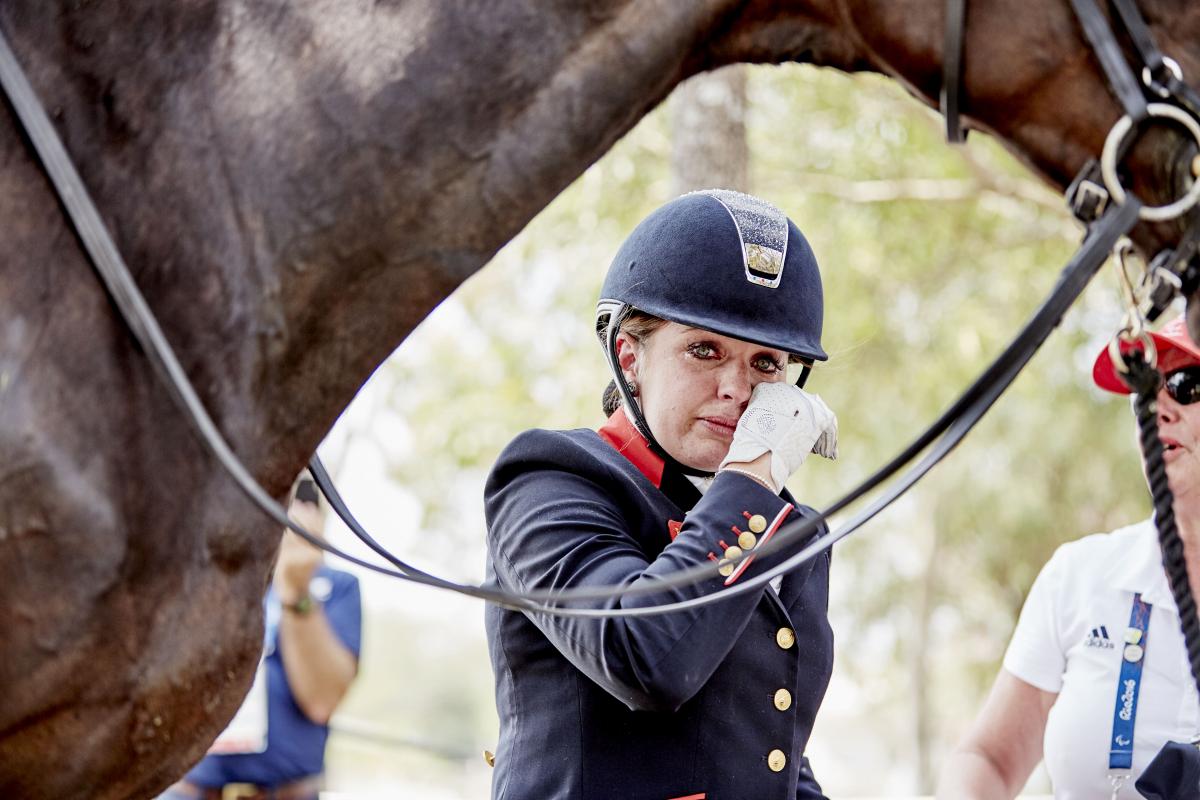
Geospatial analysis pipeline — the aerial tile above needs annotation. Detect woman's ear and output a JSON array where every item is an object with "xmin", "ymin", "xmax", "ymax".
[{"xmin": 615, "ymin": 332, "xmax": 640, "ymax": 382}]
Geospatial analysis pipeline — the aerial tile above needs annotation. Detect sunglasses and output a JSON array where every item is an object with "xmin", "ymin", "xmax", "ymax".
[{"xmin": 1164, "ymin": 367, "xmax": 1200, "ymax": 405}]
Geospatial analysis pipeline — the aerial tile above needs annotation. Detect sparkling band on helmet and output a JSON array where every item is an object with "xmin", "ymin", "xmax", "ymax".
[{"xmin": 695, "ymin": 189, "xmax": 789, "ymax": 288}]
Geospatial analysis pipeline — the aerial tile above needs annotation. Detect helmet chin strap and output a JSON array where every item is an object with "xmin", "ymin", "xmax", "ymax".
[{"xmin": 603, "ymin": 304, "xmax": 715, "ymax": 478}]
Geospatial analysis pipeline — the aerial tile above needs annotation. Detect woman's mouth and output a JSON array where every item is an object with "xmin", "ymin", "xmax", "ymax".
[
  {"xmin": 699, "ymin": 417, "xmax": 738, "ymax": 438},
  {"xmin": 1163, "ymin": 438, "xmax": 1185, "ymax": 460}
]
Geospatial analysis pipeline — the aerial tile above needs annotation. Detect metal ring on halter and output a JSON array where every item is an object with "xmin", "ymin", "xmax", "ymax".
[
  {"xmin": 1100, "ymin": 103, "xmax": 1200, "ymax": 222},
  {"xmin": 1142, "ymin": 56, "xmax": 1183, "ymax": 100},
  {"xmin": 1108, "ymin": 325, "xmax": 1157, "ymax": 375}
]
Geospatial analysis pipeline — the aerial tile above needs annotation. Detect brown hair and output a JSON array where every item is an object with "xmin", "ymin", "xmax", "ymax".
[{"xmin": 601, "ymin": 311, "xmax": 665, "ymax": 416}]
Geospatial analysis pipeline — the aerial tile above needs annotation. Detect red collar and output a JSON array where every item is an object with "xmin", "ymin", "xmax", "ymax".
[{"xmin": 597, "ymin": 410, "xmax": 664, "ymax": 489}]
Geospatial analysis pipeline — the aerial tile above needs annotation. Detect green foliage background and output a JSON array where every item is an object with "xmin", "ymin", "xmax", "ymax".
[{"xmin": 325, "ymin": 64, "xmax": 1154, "ymax": 795}]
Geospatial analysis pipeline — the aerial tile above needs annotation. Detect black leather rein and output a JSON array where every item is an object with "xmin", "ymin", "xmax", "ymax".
[{"xmin": 0, "ymin": 7, "xmax": 1179, "ymax": 622}]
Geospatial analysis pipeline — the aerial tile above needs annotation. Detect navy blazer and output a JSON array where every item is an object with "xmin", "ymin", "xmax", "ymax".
[{"xmin": 484, "ymin": 414, "xmax": 834, "ymax": 800}]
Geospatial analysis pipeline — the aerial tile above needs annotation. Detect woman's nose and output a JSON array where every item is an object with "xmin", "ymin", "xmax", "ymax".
[
  {"xmin": 1159, "ymin": 384, "xmax": 1182, "ymax": 423},
  {"xmin": 716, "ymin": 363, "xmax": 754, "ymax": 404}
]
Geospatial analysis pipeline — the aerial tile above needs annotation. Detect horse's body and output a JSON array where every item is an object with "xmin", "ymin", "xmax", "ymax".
[{"xmin": 2, "ymin": 1, "xmax": 1198, "ymax": 796}]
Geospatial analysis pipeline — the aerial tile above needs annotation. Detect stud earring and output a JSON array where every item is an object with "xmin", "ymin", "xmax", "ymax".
[{"xmin": 627, "ymin": 378, "xmax": 639, "ymax": 397}]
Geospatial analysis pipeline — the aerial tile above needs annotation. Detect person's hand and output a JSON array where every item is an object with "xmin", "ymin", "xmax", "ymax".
[
  {"xmin": 274, "ymin": 500, "xmax": 324, "ymax": 604},
  {"xmin": 719, "ymin": 382, "xmax": 838, "ymax": 492}
]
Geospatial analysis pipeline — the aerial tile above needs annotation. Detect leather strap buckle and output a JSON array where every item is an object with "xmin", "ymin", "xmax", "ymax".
[{"xmin": 1066, "ymin": 159, "xmax": 1109, "ymax": 223}]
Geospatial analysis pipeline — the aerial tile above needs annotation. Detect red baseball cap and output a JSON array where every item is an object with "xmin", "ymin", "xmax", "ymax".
[{"xmin": 1092, "ymin": 316, "xmax": 1200, "ymax": 394}]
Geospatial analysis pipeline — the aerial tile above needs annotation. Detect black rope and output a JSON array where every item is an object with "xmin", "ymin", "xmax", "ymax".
[{"xmin": 1122, "ymin": 351, "xmax": 1200, "ymax": 696}]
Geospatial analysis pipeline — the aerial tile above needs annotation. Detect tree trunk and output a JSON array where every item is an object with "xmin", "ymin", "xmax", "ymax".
[{"xmin": 670, "ymin": 65, "xmax": 750, "ymax": 196}]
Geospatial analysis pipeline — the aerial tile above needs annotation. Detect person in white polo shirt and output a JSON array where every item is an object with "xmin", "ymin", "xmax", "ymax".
[{"xmin": 936, "ymin": 315, "xmax": 1200, "ymax": 800}]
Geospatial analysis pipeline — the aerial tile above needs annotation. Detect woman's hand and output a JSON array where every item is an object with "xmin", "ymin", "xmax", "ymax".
[{"xmin": 720, "ymin": 382, "xmax": 838, "ymax": 492}]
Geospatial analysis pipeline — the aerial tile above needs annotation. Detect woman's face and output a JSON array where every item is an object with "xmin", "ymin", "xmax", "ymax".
[
  {"xmin": 616, "ymin": 322, "xmax": 790, "ymax": 471},
  {"xmin": 1155, "ymin": 348, "xmax": 1200, "ymax": 503}
]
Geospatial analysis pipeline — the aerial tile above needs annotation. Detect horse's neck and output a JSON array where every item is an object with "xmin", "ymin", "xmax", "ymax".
[{"xmin": 13, "ymin": 0, "xmax": 1107, "ymax": 457}]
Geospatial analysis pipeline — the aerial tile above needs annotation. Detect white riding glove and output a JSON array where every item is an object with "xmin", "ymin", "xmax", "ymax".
[{"xmin": 719, "ymin": 382, "xmax": 839, "ymax": 493}]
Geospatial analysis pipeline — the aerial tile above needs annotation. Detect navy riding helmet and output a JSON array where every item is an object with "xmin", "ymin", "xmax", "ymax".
[{"xmin": 596, "ymin": 189, "xmax": 827, "ymax": 471}]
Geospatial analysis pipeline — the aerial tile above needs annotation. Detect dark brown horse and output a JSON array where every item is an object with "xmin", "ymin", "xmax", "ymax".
[{"xmin": 2, "ymin": 1, "xmax": 1199, "ymax": 797}]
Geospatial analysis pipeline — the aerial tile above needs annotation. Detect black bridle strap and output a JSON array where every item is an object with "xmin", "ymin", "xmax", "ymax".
[
  {"xmin": 941, "ymin": 0, "xmax": 968, "ymax": 143},
  {"xmin": 942, "ymin": 0, "xmax": 1152, "ymax": 144},
  {"xmin": 1109, "ymin": 0, "xmax": 1200, "ymax": 119},
  {"xmin": 1109, "ymin": 0, "xmax": 1166, "ymax": 76},
  {"xmin": 1159, "ymin": 71, "xmax": 1200, "ymax": 124},
  {"xmin": 1068, "ymin": 0, "xmax": 1149, "ymax": 122}
]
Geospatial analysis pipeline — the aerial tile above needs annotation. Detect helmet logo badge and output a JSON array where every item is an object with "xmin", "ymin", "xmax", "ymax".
[
  {"xmin": 697, "ymin": 189, "xmax": 789, "ymax": 289},
  {"xmin": 746, "ymin": 243, "xmax": 782, "ymax": 279}
]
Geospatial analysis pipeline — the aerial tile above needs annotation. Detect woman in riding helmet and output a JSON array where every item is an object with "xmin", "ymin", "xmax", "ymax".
[{"xmin": 483, "ymin": 190, "xmax": 840, "ymax": 800}]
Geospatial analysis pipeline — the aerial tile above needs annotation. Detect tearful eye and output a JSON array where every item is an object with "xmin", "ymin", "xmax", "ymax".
[{"xmin": 753, "ymin": 355, "xmax": 784, "ymax": 374}]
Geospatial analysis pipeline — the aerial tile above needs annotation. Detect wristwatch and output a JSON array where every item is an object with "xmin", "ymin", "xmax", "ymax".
[{"xmin": 282, "ymin": 594, "xmax": 317, "ymax": 616}]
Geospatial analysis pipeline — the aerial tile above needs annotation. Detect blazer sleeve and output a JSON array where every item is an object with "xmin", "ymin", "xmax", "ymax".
[{"xmin": 485, "ymin": 429, "xmax": 804, "ymax": 713}]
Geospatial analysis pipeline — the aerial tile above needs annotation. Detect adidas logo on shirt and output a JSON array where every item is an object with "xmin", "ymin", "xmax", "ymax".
[{"xmin": 1084, "ymin": 625, "xmax": 1115, "ymax": 649}]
